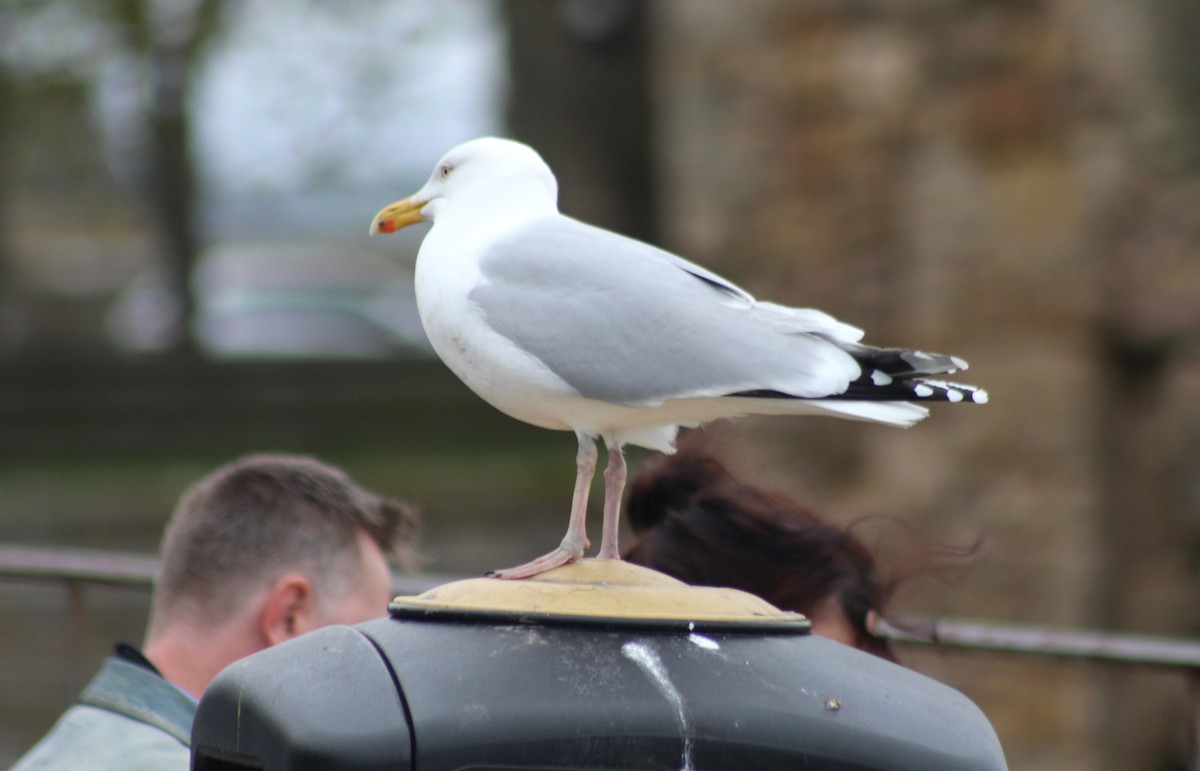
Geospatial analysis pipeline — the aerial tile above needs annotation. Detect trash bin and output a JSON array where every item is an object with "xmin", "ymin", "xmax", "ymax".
[{"xmin": 191, "ymin": 561, "xmax": 1006, "ymax": 770}]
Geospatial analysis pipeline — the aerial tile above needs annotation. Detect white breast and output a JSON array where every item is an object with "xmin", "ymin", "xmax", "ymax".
[{"xmin": 413, "ymin": 223, "xmax": 583, "ymax": 431}]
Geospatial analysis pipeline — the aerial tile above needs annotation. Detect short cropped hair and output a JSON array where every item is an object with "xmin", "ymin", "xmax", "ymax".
[{"xmin": 149, "ymin": 454, "xmax": 418, "ymax": 631}]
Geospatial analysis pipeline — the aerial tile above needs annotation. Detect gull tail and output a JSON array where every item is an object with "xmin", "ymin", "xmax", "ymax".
[
  {"xmin": 807, "ymin": 399, "xmax": 932, "ymax": 428},
  {"xmin": 833, "ymin": 345, "xmax": 988, "ymax": 405},
  {"xmin": 727, "ymin": 344, "xmax": 987, "ymax": 428}
]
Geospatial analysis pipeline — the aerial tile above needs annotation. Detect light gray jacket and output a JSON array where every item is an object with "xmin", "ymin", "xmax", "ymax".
[{"xmin": 12, "ymin": 655, "xmax": 195, "ymax": 770}]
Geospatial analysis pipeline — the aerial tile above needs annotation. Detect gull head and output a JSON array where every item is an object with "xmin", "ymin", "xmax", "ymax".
[{"xmin": 370, "ymin": 137, "xmax": 559, "ymax": 235}]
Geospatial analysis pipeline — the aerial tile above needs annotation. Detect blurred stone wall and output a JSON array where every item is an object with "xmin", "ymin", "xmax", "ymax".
[{"xmin": 652, "ymin": 1, "xmax": 1200, "ymax": 769}]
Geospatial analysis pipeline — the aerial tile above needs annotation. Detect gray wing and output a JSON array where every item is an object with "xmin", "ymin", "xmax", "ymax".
[{"xmin": 469, "ymin": 216, "xmax": 861, "ymax": 405}]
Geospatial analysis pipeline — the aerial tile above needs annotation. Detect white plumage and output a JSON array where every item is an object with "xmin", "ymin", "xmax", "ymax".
[{"xmin": 371, "ymin": 137, "xmax": 986, "ymax": 579}]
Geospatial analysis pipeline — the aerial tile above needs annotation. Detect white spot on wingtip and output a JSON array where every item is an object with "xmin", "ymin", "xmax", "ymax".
[
  {"xmin": 972, "ymin": 389, "xmax": 989, "ymax": 404},
  {"xmin": 870, "ymin": 370, "xmax": 893, "ymax": 386},
  {"xmin": 946, "ymin": 389, "xmax": 964, "ymax": 403},
  {"xmin": 913, "ymin": 384, "xmax": 934, "ymax": 398}
]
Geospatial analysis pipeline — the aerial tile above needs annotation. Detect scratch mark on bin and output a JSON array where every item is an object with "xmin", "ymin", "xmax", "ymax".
[{"xmin": 622, "ymin": 641, "xmax": 693, "ymax": 771}]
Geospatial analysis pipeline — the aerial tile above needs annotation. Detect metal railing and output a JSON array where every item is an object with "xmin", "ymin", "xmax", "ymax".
[
  {"xmin": 0, "ymin": 545, "xmax": 443, "ymax": 595},
  {"xmin": 872, "ymin": 615, "xmax": 1200, "ymax": 769},
  {"xmin": 872, "ymin": 615, "xmax": 1200, "ymax": 671},
  {"xmin": 5, "ymin": 545, "xmax": 1200, "ymax": 767}
]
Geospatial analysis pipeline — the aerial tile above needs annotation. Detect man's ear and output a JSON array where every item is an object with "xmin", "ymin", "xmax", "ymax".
[{"xmin": 258, "ymin": 573, "xmax": 317, "ymax": 647}]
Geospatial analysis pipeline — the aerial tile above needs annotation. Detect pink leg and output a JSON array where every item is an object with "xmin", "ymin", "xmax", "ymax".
[
  {"xmin": 489, "ymin": 434, "xmax": 597, "ymax": 580},
  {"xmin": 596, "ymin": 440, "xmax": 626, "ymax": 560}
]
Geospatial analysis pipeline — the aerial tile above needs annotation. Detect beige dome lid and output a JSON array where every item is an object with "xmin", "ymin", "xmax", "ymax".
[{"xmin": 389, "ymin": 559, "xmax": 810, "ymax": 633}]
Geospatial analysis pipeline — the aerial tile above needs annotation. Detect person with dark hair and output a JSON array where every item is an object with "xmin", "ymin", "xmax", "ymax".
[
  {"xmin": 624, "ymin": 445, "xmax": 906, "ymax": 660},
  {"xmin": 14, "ymin": 454, "xmax": 419, "ymax": 770}
]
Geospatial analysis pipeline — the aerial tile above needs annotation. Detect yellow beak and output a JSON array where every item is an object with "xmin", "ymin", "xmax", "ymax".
[{"xmin": 369, "ymin": 195, "xmax": 427, "ymax": 235}]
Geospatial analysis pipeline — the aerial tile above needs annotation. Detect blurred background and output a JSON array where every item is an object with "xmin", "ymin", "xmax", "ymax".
[{"xmin": 2, "ymin": 0, "xmax": 1199, "ymax": 768}]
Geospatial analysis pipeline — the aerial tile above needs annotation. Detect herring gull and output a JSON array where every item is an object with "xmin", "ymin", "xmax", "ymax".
[{"xmin": 370, "ymin": 137, "xmax": 986, "ymax": 579}]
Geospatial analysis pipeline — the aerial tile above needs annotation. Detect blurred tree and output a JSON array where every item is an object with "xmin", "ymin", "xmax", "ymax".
[
  {"xmin": 96, "ymin": 0, "xmax": 229, "ymax": 354},
  {"xmin": 0, "ymin": 6, "xmax": 21, "ymax": 350},
  {"xmin": 0, "ymin": 0, "xmax": 231, "ymax": 354},
  {"xmin": 0, "ymin": 65, "xmax": 10, "ymax": 303},
  {"xmin": 501, "ymin": 0, "xmax": 656, "ymax": 241}
]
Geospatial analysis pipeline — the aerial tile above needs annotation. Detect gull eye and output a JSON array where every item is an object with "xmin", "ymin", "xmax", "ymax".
[{"xmin": 438, "ymin": 164, "xmax": 452, "ymax": 179}]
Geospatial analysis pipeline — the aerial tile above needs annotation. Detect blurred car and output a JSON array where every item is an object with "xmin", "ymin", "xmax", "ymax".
[{"xmin": 107, "ymin": 241, "xmax": 431, "ymax": 358}]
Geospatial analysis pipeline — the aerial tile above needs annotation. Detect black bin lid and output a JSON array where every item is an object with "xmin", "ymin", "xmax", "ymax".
[{"xmin": 192, "ymin": 561, "xmax": 1006, "ymax": 770}]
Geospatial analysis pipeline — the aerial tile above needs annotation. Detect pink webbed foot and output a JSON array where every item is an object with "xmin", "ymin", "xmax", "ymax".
[
  {"xmin": 487, "ymin": 530, "xmax": 588, "ymax": 580},
  {"xmin": 487, "ymin": 546, "xmax": 582, "ymax": 580}
]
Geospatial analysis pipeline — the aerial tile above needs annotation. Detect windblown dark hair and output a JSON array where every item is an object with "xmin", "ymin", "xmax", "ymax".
[{"xmin": 624, "ymin": 445, "xmax": 900, "ymax": 659}]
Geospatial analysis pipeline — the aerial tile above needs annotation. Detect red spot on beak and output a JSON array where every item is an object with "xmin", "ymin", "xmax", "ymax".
[{"xmin": 377, "ymin": 219, "xmax": 397, "ymax": 234}]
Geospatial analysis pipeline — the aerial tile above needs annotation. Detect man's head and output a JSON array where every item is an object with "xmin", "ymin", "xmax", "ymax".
[{"xmin": 146, "ymin": 454, "xmax": 418, "ymax": 654}]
